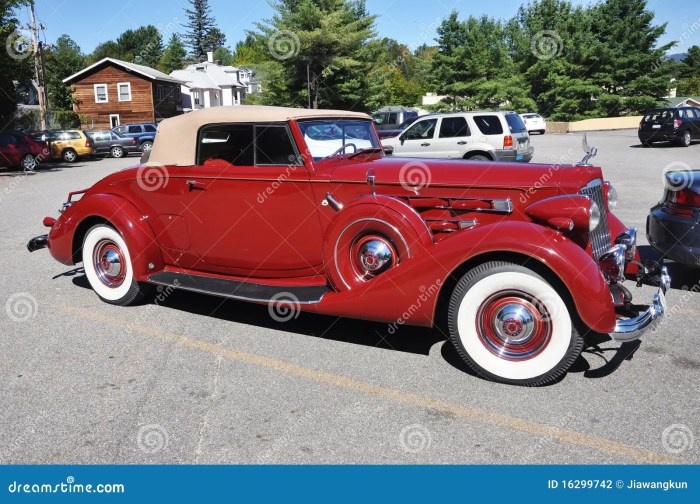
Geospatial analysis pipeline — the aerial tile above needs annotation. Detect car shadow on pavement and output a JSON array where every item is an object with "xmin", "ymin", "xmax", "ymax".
[
  {"xmin": 638, "ymin": 245, "xmax": 700, "ymax": 290},
  {"xmin": 69, "ymin": 276, "xmax": 445, "ymax": 356}
]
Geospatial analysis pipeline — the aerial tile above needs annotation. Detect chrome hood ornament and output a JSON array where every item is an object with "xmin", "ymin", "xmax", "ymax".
[{"xmin": 579, "ymin": 134, "xmax": 598, "ymax": 166}]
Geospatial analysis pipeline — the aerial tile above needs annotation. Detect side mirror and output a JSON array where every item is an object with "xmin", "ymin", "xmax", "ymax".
[
  {"xmin": 399, "ymin": 134, "xmax": 405, "ymax": 145},
  {"xmin": 383, "ymin": 145, "xmax": 394, "ymax": 156}
]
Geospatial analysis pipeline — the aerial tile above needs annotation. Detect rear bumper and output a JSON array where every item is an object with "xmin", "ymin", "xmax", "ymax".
[
  {"xmin": 646, "ymin": 207, "xmax": 700, "ymax": 267},
  {"xmin": 493, "ymin": 146, "xmax": 534, "ymax": 163},
  {"xmin": 638, "ymin": 130, "xmax": 682, "ymax": 143},
  {"xmin": 27, "ymin": 234, "xmax": 48, "ymax": 252}
]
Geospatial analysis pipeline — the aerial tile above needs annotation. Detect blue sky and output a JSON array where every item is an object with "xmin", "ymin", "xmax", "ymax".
[{"xmin": 23, "ymin": 0, "xmax": 700, "ymax": 55}]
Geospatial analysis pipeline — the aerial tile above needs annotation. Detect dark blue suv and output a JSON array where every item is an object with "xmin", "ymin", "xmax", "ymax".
[{"xmin": 112, "ymin": 123, "xmax": 158, "ymax": 152}]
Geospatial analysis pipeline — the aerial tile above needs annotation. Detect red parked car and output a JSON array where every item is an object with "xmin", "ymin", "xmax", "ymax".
[
  {"xmin": 28, "ymin": 106, "xmax": 669, "ymax": 385},
  {"xmin": 0, "ymin": 131, "xmax": 49, "ymax": 171}
]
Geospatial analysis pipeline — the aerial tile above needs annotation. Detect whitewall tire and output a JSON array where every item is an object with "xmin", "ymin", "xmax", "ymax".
[
  {"xmin": 82, "ymin": 224, "xmax": 151, "ymax": 306},
  {"xmin": 448, "ymin": 261, "xmax": 582, "ymax": 386}
]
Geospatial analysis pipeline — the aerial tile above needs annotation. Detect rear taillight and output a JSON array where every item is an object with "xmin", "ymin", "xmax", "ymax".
[
  {"xmin": 670, "ymin": 188, "xmax": 700, "ymax": 207},
  {"xmin": 85, "ymin": 138, "xmax": 92, "ymax": 147},
  {"xmin": 674, "ymin": 119, "xmax": 682, "ymax": 129},
  {"xmin": 503, "ymin": 135, "xmax": 513, "ymax": 149}
]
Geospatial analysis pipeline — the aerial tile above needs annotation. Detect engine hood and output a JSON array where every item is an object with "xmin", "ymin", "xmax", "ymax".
[{"xmin": 325, "ymin": 156, "xmax": 603, "ymax": 193}]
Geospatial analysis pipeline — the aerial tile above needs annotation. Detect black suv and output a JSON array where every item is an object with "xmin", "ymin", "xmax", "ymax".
[{"xmin": 638, "ymin": 107, "xmax": 700, "ymax": 147}]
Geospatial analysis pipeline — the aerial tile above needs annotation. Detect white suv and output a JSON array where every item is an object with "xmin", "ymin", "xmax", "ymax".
[{"xmin": 382, "ymin": 111, "xmax": 533, "ymax": 162}]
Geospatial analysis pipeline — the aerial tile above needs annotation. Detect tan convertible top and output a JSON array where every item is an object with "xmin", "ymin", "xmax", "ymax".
[{"xmin": 147, "ymin": 105, "xmax": 371, "ymax": 166}]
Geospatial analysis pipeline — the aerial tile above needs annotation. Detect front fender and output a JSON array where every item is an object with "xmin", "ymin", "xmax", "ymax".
[
  {"xmin": 48, "ymin": 193, "xmax": 164, "ymax": 281},
  {"xmin": 314, "ymin": 221, "xmax": 615, "ymax": 334}
]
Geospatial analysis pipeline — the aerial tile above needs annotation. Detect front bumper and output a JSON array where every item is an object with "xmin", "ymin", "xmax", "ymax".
[{"xmin": 611, "ymin": 266, "xmax": 670, "ymax": 342}]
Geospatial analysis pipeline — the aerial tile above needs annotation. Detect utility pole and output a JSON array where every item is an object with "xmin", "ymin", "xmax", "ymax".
[{"xmin": 28, "ymin": 0, "xmax": 47, "ymax": 130}]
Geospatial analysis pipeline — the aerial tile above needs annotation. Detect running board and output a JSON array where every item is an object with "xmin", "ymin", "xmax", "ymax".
[{"xmin": 147, "ymin": 270, "xmax": 331, "ymax": 304}]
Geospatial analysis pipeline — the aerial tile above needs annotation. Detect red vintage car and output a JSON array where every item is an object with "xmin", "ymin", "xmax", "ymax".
[{"xmin": 28, "ymin": 106, "xmax": 669, "ymax": 385}]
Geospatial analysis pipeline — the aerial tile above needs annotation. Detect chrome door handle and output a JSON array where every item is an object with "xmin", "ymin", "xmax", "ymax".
[
  {"xmin": 420, "ymin": 142, "xmax": 430, "ymax": 147},
  {"xmin": 186, "ymin": 179, "xmax": 204, "ymax": 190}
]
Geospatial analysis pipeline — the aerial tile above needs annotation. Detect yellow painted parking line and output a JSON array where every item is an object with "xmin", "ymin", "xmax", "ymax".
[{"xmin": 55, "ymin": 303, "xmax": 681, "ymax": 464}]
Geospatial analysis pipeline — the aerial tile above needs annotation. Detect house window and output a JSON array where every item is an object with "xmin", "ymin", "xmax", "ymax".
[
  {"xmin": 94, "ymin": 84, "xmax": 108, "ymax": 103},
  {"xmin": 156, "ymin": 84, "xmax": 164, "ymax": 101},
  {"xmin": 109, "ymin": 114, "xmax": 120, "ymax": 128},
  {"xmin": 117, "ymin": 82, "xmax": 132, "ymax": 102},
  {"xmin": 193, "ymin": 90, "xmax": 201, "ymax": 106}
]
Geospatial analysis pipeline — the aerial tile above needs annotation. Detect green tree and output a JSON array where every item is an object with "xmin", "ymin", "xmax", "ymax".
[
  {"xmin": 681, "ymin": 45, "xmax": 700, "ymax": 76},
  {"xmin": 45, "ymin": 34, "xmax": 85, "ymax": 110},
  {"xmin": 0, "ymin": 0, "xmax": 34, "ymax": 129},
  {"xmin": 159, "ymin": 33, "xmax": 187, "ymax": 73},
  {"xmin": 116, "ymin": 25, "xmax": 163, "ymax": 67},
  {"xmin": 677, "ymin": 76, "xmax": 700, "ymax": 96},
  {"xmin": 251, "ymin": 0, "xmax": 376, "ymax": 109},
  {"xmin": 203, "ymin": 27, "xmax": 227, "ymax": 53},
  {"xmin": 184, "ymin": 0, "xmax": 215, "ymax": 60},
  {"xmin": 213, "ymin": 46, "xmax": 234, "ymax": 65},
  {"xmin": 87, "ymin": 40, "xmax": 122, "ymax": 63}
]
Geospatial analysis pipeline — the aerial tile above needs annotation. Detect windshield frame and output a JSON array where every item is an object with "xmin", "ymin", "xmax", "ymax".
[{"xmin": 295, "ymin": 118, "xmax": 381, "ymax": 163}]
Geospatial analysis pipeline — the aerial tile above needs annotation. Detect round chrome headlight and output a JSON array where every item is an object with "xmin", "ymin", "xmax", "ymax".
[
  {"xmin": 589, "ymin": 200, "xmax": 601, "ymax": 231},
  {"xmin": 606, "ymin": 183, "xmax": 618, "ymax": 210}
]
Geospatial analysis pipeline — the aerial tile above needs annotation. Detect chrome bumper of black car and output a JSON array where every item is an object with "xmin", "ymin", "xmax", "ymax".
[{"xmin": 27, "ymin": 234, "xmax": 48, "ymax": 252}]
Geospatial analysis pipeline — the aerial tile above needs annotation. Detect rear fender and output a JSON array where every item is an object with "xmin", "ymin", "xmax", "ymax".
[
  {"xmin": 314, "ymin": 221, "xmax": 615, "ymax": 334},
  {"xmin": 48, "ymin": 193, "xmax": 164, "ymax": 281}
]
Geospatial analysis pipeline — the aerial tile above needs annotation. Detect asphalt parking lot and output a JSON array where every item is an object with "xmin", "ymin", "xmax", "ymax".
[{"xmin": 1, "ymin": 131, "xmax": 698, "ymax": 464}]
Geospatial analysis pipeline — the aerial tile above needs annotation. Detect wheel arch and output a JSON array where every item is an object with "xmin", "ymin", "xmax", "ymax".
[{"xmin": 463, "ymin": 150, "xmax": 493, "ymax": 160}]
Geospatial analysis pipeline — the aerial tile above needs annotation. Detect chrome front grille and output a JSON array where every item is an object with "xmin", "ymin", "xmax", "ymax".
[{"xmin": 580, "ymin": 179, "xmax": 611, "ymax": 260}]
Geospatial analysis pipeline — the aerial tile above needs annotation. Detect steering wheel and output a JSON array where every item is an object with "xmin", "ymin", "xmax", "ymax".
[{"xmin": 326, "ymin": 143, "xmax": 357, "ymax": 158}]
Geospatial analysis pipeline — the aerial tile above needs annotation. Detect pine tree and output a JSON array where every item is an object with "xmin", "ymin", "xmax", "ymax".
[
  {"xmin": 159, "ymin": 33, "xmax": 187, "ymax": 73},
  {"xmin": 184, "ymin": 0, "xmax": 215, "ymax": 60},
  {"xmin": 45, "ymin": 35, "xmax": 85, "ymax": 110}
]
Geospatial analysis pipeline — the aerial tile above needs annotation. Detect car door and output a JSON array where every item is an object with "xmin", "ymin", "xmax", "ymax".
[
  {"xmin": 91, "ymin": 131, "xmax": 108, "ymax": 154},
  {"xmin": 429, "ymin": 116, "xmax": 471, "ymax": 158},
  {"xmin": 690, "ymin": 108, "xmax": 700, "ymax": 139},
  {"xmin": 392, "ymin": 117, "xmax": 438, "ymax": 157},
  {"xmin": 138, "ymin": 122, "xmax": 325, "ymax": 278},
  {"xmin": 0, "ymin": 134, "xmax": 18, "ymax": 167}
]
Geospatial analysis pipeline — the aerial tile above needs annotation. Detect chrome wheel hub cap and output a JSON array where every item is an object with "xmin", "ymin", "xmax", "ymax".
[
  {"xmin": 494, "ymin": 304, "xmax": 535, "ymax": 343},
  {"xmin": 359, "ymin": 239, "xmax": 393, "ymax": 273},
  {"xmin": 93, "ymin": 240, "xmax": 126, "ymax": 287}
]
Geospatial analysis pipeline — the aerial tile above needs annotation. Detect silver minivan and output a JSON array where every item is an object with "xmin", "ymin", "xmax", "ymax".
[{"xmin": 382, "ymin": 111, "xmax": 533, "ymax": 162}]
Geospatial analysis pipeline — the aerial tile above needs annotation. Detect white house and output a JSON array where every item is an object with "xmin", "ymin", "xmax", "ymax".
[{"xmin": 170, "ymin": 54, "xmax": 248, "ymax": 111}]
